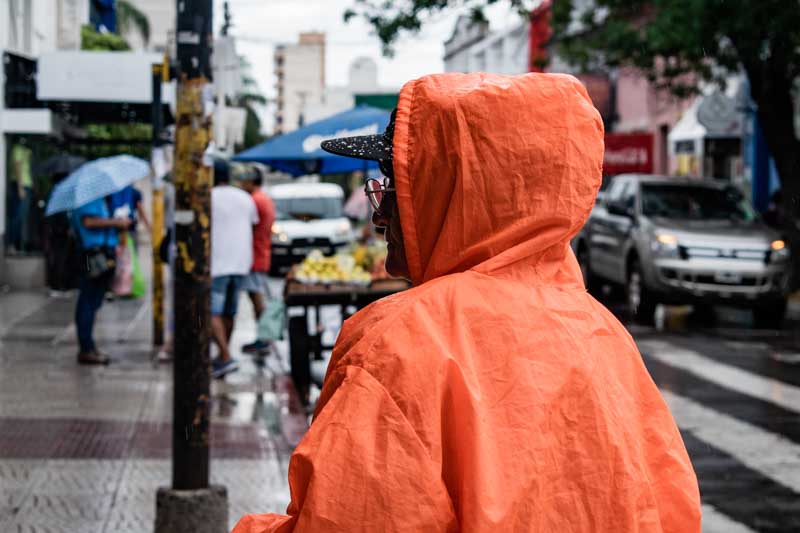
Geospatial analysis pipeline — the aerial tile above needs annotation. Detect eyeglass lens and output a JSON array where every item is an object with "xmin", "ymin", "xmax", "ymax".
[{"xmin": 365, "ymin": 179, "xmax": 384, "ymax": 210}]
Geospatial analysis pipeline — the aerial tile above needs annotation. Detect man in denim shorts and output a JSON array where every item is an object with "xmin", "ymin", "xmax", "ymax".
[
  {"xmin": 210, "ymin": 159, "xmax": 259, "ymax": 378},
  {"xmin": 240, "ymin": 168, "xmax": 276, "ymax": 355}
]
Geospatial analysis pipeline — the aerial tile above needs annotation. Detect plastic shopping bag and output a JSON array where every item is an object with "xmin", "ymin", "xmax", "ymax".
[
  {"xmin": 129, "ymin": 235, "xmax": 146, "ymax": 298},
  {"xmin": 257, "ymin": 298, "xmax": 285, "ymax": 341},
  {"xmin": 111, "ymin": 236, "xmax": 133, "ymax": 296}
]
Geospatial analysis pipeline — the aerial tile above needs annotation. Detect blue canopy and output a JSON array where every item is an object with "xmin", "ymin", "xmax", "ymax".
[{"xmin": 234, "ymin": 105, "xmax": 390, "ymax": 176}]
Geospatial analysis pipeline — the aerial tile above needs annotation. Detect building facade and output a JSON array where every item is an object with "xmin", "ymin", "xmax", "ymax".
[
  {"xmin": 304, "ymin": 57, "xmax": 397, "ymax": 123},
  {"xmin": 444, "ymin": 15, "xmax": 527, "ymax": 75},
  {"xmin": 442, "ymin": 11, "xmax": 694, "ymax": 178},
  {"xmin": 1, "ymin": 0, "xmax": 72, "ymax": 286},
  {"xmin": 274, "ymin": 32, "xmax": 325, "ymax": 134}
]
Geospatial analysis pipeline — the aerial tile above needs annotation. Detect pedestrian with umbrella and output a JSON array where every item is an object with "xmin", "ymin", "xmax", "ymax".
[{"xmin": 46, "ymin": 155, "xmax": 150, "ymax": 365}]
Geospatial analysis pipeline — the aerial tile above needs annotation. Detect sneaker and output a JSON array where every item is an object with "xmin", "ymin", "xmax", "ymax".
[
  {"xmin": 211, "ymin": 358, "xmax": 239, "ymax": 379},
  {"xmin": 242, "ymin": 339, "xmax": 273, "ymax": 355},
  {"xmin": 77, "ymin": 350, "xmax": 110, "ymax": 365}
]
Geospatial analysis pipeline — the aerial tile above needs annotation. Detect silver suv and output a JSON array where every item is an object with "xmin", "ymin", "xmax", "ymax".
[{"xmin": 573, "ymin": 175, "xmax": 792, "ymax": 326}]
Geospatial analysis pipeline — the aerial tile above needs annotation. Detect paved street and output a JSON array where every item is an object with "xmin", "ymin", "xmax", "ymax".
[
  {"xmin": 0, "ymin": 279, "xmax": 300, "ymax": 532},
  {"xmin": 1, "ymin": 277, "xmax": 800, "ymax": 532}
]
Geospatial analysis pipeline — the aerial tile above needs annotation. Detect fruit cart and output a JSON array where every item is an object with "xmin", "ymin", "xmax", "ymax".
[{"xmin": 283, "ymin": 248, "xmax": 411, "ymax": 406}]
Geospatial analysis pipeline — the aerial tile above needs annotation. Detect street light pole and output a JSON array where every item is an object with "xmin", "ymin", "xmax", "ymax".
[{"xmin": 155, "ymin": 1, "xmax": 228, "ymax": 531}]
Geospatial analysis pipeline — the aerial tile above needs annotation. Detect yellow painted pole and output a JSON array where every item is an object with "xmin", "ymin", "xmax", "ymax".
[{"xmin": 151, "ymin": 186, "xmax": 164, "ymax": 346}]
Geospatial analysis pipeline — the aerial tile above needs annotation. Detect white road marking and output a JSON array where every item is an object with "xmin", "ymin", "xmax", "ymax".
[
  {"xmin": 701, "ymin": 504, "xmax": 757, "ymax": 533},
  {"xmin": 640, "ymin": 339, "xmax": 800, "ymax": 414},
  {"xmin": 663, "ymin": 390, "xmax": 800, "ymax": 493}
]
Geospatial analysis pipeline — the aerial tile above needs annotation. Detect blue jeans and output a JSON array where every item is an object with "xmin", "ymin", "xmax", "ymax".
[
  {"xmin": 75, "ymin": 275, "xmax": 109, "ymax": 352},
  {"xmin": 211, "ymin": 275, "xmax": 244, "ymax": 317}
]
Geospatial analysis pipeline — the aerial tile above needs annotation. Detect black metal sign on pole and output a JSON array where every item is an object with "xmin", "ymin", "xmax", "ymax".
[{"xmin": 155, "ymin": 1, "xmax": 228, "ymax": 531}]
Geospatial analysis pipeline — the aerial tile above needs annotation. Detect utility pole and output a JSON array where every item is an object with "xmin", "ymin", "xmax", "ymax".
[
  {"xmin": 151, "ymin": 60, "xmax": 167, "ymax": 348},
  {"xmin": 155, "ymin": 2, "xmax": 228, "ymax": 532}
]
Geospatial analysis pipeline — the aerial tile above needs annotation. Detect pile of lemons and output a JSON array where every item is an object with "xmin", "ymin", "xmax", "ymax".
[{"xmin": 296, "ymin": 250, "xmax": 372, "ymax": 285}]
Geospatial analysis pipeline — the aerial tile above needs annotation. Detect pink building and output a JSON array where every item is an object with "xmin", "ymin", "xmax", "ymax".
[{"xmin": 614, "ymin": 68, "xmax": 694, "ymax": 175}]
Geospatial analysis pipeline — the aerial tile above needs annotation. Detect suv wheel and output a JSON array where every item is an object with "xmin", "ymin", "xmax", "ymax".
[
  {"xmin": 753, "ymin": 298, "xmax": 788, "ymax": 329},
  {"xmin": 627, "ymin": 258, "xmax": 656, "ymax": 325}
]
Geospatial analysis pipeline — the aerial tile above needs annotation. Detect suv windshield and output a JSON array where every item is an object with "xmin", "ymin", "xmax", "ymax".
[
  {"xmin": 274, "ymin": 197, "xmax": 342, "ymax": 221},
  {"xmin": 641, "ymin": 184, "xmax": 756, "ymax": 221}
]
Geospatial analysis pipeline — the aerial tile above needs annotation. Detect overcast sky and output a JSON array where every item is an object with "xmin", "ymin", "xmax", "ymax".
[{"xmin": 211, "ymin": 0, "xmax": 523, "ymax": 133}]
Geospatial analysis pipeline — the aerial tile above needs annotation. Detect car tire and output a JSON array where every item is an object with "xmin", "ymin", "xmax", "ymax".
[
  {"xmin": 627, "ymin": 257, "xmax": 656, "ymax": 325},
  {"xmin": 577, "ymin": 244, "xmax": 600, "ymax": 294},
  {"xmin": 753, "ymin": 298, "xmax": 788, "ymax": 329}
]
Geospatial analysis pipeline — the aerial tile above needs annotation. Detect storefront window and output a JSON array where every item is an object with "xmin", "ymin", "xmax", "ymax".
[{"xmin": 4, "ymin": 134, "xmax": 60, "ymax": 255}]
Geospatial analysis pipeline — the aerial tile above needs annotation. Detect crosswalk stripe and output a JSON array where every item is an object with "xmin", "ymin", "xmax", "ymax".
[
  {"xmin": 701, "ymin": 504, "xmax": 757, "ymax": 533},
  {"xmin": 662, "ymin": 390, "xmax": 800, "ymax": 494},
  {"xmin": 639, "ymin": 339, "xmax": 800, "ymax": 415}
]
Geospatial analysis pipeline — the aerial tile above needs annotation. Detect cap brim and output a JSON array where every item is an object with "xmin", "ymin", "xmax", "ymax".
[{"xmin": 320, "ymin": 134, "xmax": 392, "ymax": 161}]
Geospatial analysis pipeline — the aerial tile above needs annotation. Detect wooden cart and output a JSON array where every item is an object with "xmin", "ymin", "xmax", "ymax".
[{"xmin": 283, "ymin": 274, "xmax": 411, "ymax": 405}]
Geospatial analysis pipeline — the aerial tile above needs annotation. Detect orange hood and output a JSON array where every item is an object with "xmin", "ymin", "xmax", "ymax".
[
  {"xmin": 393, "ymin": 72, "xmax": 604, "ymax": 286},
  {"xmin": 233, "ymin": 73, "xmax": 700, "ymax": 533}
]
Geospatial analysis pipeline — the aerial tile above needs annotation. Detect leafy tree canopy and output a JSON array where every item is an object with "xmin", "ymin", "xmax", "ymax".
[{"xmin": 345, "ymin": 0, "xmax": 800, "ymax": 223}]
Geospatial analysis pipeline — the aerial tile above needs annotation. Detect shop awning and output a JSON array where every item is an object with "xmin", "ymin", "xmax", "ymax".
[{"xmin": 234, "ymin": 106, "xmax": 390, "ymax": 176}]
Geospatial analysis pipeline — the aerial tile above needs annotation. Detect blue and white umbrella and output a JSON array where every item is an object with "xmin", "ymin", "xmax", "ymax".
[{"xmin": 45, "ymin": 155, "xmax": 150, "ymax": 216}]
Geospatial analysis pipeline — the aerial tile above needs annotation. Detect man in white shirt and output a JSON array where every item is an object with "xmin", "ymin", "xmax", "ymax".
[{"xmin": 210, "ymin": 159, "xmax": 259, "ymax": 378}]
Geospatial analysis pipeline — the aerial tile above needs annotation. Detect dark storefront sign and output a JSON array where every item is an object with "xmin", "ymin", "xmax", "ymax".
[
  {"xmin": 603, "ymin": 133, "xmax": 654, "ymax": 175},
  {"xmin": 3, "ymin": 52, "xmax": 42, "ymax": 109}
]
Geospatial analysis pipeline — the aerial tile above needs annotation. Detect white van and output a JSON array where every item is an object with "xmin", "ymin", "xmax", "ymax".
[{"xmin": 268, "ymin": 182, "xmax": 354, "ymax": 274}]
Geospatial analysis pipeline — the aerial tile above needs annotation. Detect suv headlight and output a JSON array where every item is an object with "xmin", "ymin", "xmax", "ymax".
[
  {"xmin": 272, "ymin": 223, "xmax": 289, "ymax": 244},
  {"xmin": 771, "ymin": 240, "xmax": 790, "ymax": 261},
  {"xmin": 651, "ymin": 232, "xmax": 680, "ymax": 258}
]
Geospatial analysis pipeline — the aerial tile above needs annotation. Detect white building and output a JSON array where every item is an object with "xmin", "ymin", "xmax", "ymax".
[
  {"xmin": 444, "ymin": 15, "xmax": 529, "ymax": 75},
  {"xmin": 274, "ymin": 32, "xmax": 325, "ymax": 134},
  {"xmin": 1, "ymin": 0, "xmax": 173, "ymax": 287},
  {"xmin": 304, "ymin": 57, "xmax": 397, "ymax": 123},
  {"xmin": 1, "ymin": 0, "xmax": 75, "ymax": 286}
]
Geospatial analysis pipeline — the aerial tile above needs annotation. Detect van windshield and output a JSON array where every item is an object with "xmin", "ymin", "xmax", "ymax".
[{"xmin": 274, "ymin": 196, "xmax": 343, "ymax": 221}]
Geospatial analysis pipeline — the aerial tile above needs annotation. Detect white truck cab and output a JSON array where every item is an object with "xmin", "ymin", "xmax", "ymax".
[{"xmin": 268, "ymin": 182, "xmax": 354, "ymax": 274}]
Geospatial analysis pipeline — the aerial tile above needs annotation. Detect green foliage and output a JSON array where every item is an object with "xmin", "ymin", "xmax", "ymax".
[
  {"xmin": 345, "ymin": 0, "xmax": 799, "ymax": 98},
  {"xmin": 344, "ymin": 0, "xmax": 800, "ymax": 201},
  {"xmin": 344, "ymin": 0, "xmax": 531, "ymax": 56},
  {"xmin": 117, "ymin": 0, "xmax": 151, "ymax": 46},
  {"xmin": 233, "ymin": 55, "xmax": 268, "ymax": 151},
  {"xmin": 85, "ymin": 124, "xmax": 152, "ymax": 141},
  {"xmin": 551, "ymin": 0, "xmax": 800, "ymax": 98},
  {"xmin": 81, "ymin": 24, "xmax": 130, "ymax": 51}
]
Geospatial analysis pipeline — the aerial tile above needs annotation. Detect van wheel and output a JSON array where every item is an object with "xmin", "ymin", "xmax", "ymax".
[
  {"xmin": 627, "ymin": 258, "xmax": 656, "ymax": 325},
  {"xmin": 753, "ymin": 299, "xmax": 788, "ymax": 329}
]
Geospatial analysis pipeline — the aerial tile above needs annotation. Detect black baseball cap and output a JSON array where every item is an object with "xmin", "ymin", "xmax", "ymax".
[{"xmin": 320, "ymin": 109, "xmax": 396, "ymax": 162}]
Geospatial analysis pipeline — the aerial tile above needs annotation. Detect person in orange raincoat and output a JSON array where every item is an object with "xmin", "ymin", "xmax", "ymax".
[{"xmin": 233, "ymin": 72, "xmax": 701, "ymax": 532}]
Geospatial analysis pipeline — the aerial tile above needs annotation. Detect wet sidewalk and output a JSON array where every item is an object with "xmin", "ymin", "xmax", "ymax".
[{"xmin": 0, "ymin": 279, "xmax": 301, "ymax": 532}]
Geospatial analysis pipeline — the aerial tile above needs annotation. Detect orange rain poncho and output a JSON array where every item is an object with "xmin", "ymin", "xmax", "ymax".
[{"xmin": 233, "ymin": 72, "xmax": 701, "ymax": 532}]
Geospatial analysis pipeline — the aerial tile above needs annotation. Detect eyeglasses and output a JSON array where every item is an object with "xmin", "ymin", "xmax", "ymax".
[{"xmin": 365, "ymin": 176, "xmax": 395, "ymax": 211}]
